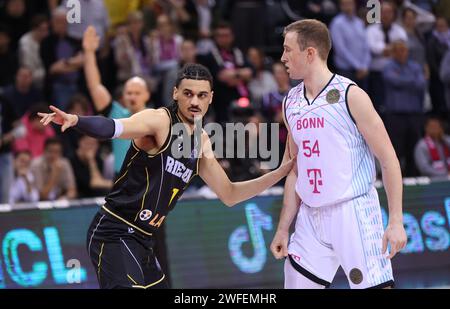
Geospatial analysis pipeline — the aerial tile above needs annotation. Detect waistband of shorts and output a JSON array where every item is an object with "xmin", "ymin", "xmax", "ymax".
[{"xmin": 100, "ymin": 205, "xmax": 154, "ymax": 238}]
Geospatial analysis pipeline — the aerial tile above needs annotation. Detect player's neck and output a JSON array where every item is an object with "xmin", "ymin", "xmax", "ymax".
[
  {"xmin": 303, "ymin": 66, "xmax": 334, "ymax": 100},
  {"xmin": 176, "ymin": 110, "xmax": 195, "ymax": 134}
]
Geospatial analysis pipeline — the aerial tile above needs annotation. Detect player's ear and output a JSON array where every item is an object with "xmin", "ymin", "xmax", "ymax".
[
  {"xmin": 173, "ymin": 87, "xmax": 178, "ymax": 101},
  {"xmin": 307, "ymin": 47, "xmax": 315, "ymax": 62},
  {"xmin": 209, "ymin": 91, "xmax": 214, "ymax": 105}
]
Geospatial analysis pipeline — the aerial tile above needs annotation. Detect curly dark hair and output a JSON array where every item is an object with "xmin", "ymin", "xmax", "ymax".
[{"xmin": 175, "ymin": 63, "xmax": 213, "ymax": 89}]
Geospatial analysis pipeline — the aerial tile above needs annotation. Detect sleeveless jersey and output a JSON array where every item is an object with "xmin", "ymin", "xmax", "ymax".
[
  {"xmin": 284, "ymin": 74, "xmax": 376, "ymax": 207},
  {"xmin": 102, "ymin": 106, "xmax": 200, "ymax": 235}
]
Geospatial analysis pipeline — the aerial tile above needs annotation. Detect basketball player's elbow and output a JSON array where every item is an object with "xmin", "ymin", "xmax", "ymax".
[{"xmin": 220, "ymin": 184, "xmax": 237, "ymax": 207}]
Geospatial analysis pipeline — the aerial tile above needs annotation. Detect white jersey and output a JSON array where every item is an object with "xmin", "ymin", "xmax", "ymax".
[{"xmin": 284, "ymin": 74, "xmax": 376, "ymax": 207}]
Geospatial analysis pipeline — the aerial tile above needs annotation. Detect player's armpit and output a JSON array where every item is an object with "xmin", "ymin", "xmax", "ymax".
[{"xmin": 118, "ymin": 109, "xmax": 170, "ymax": 140}]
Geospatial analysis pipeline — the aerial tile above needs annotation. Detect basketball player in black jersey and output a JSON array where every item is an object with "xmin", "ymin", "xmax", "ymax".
[{"xmin": 38, "ymin": 63, "xmax": 295, "ymax": 289}]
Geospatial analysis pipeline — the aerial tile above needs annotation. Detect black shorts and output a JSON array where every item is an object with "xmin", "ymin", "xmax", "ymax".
[{"xmin": 86, "ymin": 211, "xmax": 168, "ymax": 289}]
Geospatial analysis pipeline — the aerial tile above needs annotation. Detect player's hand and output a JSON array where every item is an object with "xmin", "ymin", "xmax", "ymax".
[
  {"xmin": 270, "ymin": 229, "xmax": 289, "ymax": 259},
  {"xmin": 38, "ymin": 105, "xmax": 79, "ymax": 133},
  {"xmin": 83, "ymin": 26, "xmax": 100, "ymax": 53},
  {"xmin": 382, "ymin": 221, "xmax": 407, "ymax": 259}
]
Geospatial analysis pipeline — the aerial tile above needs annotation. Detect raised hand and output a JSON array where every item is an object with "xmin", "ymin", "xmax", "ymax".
[
  {"xmin": 83, "ymin": 25, "xmax": 100, "ymax": 53},
  {"xmin": 37, "ymin": 105, "xmax": 79, "ymax": 132}
]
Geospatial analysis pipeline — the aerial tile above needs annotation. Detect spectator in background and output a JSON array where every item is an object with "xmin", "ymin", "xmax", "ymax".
[
  {"xmin": 402, "ymin": 8, "xmax": 429, "ymax": 76},
  {"xmin": 0, "ymin": 25, "xmax": 18, "ymax": 87},
  {"xmin": 60, "ymin": 94, "xmax": 90, "ymax": 159},
  {"xmin": 440, "ymin": 49, "xmax": 450, "ymax": 115},
  {"xmin": 427, "ymin": 16, "xmax": 450, "ymax": 115},
  {"xmin": 164, "ymin": 38, "xmax": 200, "ymax": 95},
  {"xmin": 396, "ymin": 0, "xmax": 436, "ymax": 32},
  {"xmin": 435, "ymin": 0, "xmax": 450, "ymax": 21},
  {"xmin": 414, "ymin": 116, "xmax": 450, "ymax": 178},
  {"xmin": 303, "ymin": 0, "xmax": 339, "ymax": 25},
  {"xmin": 2, "ymin": 67, "xmax": 43, "ymax": 118},
  {"xmin": 179, "ymin": 39, "xmax": 199, "ymax": 65},
  {"xmin": 261, "ymin": 62, "xmax": 291, "ymax": 163},
  {"xmin": 83, "ymin": 26, "xmax": 150, "ymax": 177},
  {"xmin": 0, "ymin": 0, "xmax": 28, "ymax": 51},
  {"xmin": 383, "ymin": 40, "xmax": 426, "ymax": 176},
  {"xmin": 150, "ymin": 14, "xmax": 183, "ymax": 106},
  {"xmin": 247, "ymin": 47, "xmax": 277, "ymax": 108},
  {"xmin": 18, "ymin": 15, "xmax": 49, "ymax": 89},
  {"xmin": 367, "ymin": 1, "xmax": 408, "ymax": 111},
  {"xmin": 225, "ymin": 0, "xmax": 267, "ymax": 52},
  {"xmin": 14, "ymin": 104, "xmax": 56, "ymax": 158},
  {"xmin": 201, "ymin": 22, "xmax": 253, "ymax": 123},
  {"xmin": 103, "ymin": 0, "xmax": 142, "ymax": 27},
  {"xmin": 176, "ymin": 0, "xmax": 214, "ymax": 54},
  {"xmin": 61, "ymin": 0, "xmax": 110, "ymax": 46},
  {"xmin": 70, "ymin": 135, "xmax": 112, "ymax": 198},
  {"xmin": 30, "ymin": 137, "xmax": 77, "ymax": 201},
  {"xmin": 330, "ymin": 0, "xmax": 371, "ymax": 90},
  {"xmin": 9, "ymin": 150, "xmax": 39, "ymax": 204},
  {"xmin": 113, "ymin": 11, "xmax": 153, "ymax": 87},
  {"xmin": 0, "ymin": 95, "xmax": 20, "ymax": 203},
  {"xmin": 40, "ymin": 7, "xmax": 83, "ymax": 110}
]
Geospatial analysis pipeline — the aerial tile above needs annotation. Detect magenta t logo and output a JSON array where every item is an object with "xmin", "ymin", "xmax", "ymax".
[{"xmin": 307, "ymin": 169, "xmax": 323, "ymax": 194}]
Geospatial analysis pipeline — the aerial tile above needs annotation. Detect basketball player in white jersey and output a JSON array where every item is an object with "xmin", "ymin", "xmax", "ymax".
[{"xmin": 270, "ymin": 19, "xmax": 407, "ymax": 289}]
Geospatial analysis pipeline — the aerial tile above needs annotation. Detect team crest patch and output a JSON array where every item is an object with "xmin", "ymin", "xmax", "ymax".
[
  {"xmin": 349, "ymin": 268, "xmax": 363, "ymax": 285},
  {"xmin": 326, "ymin": 89, "xmax": 340, "ymax": 104},
  {"xmin": 139, "ymin": 209, "xmax": 153, "ymax": 221}
]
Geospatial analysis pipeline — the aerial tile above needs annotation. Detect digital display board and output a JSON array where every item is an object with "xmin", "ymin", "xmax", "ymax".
[{"xmin": 0, "ymin": 181, "xmax": 449, "ymax": 289}]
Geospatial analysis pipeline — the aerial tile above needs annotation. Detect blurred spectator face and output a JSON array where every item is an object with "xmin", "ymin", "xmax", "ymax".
[
  {"xmin": 214, "ymin": 26, "xmax": 234, "ymax": 50},
  {"xmin": 44, "ymin": 142, "xmax": 63, "ymax": 163},
  {"xmin": 0, "ymin": 31, "xmax": 10, "ymax": 53},
  {"xmin": 29, "ymin": 115, "xmax": 46, "ymax": 132},
  {"xmin": 425, "ymin": 119, "xmax": 444, "ymax": 140},
  {"xmin": 381, "ymin": 3, "xmax": 396, "ymax": 27},
  {"xmin": 78, "ymin": 135, "xmax": 99, "ymax": 155},
  {"xmin": 273, "ymin": 63, "xmax": 290, "ymax": 87},
  {"xmin": 180, "ymin": 40, "xmax": 197, "ymax": 63},
  {"xmin": 281, "ymin": 32, "xmax": 306, "ymax": 80},
  {"xmin": 6, "ymin": 0, "xmax": 25, "ymax": 18},
  {"xmin": 392, "ymin": 41, "xmax": 409, "ymax": 64},
  {"xmin": 435, "ymin": 17, "xmax": 449, "ymax": 33},
  {"xmin": 68, "ymin": 96, "xmax": 90, "ymax": 116},
  {"xmin": 14, "ymin": 151, "xmax": 32, "ymax": 175},
  {"xmin": 247, "ymin": 48, "xmax": 264, "ymax": 71},
  {"xmin": 339, "ymin": 0, "xmax": 355, "ymax": 16},
  {"xmin": 156, "ymin": 14, "xmax": 173, "ymax": 38},
  {"xmin": 51, "ymin": 10, "xmax": 68, "ymax": 36},
  {"xmin": 128, "ymin": 12, "xmax": 144, "ymax": 36},
  {"xmin": 34, "ymin": 20, "xmax": 49, "ymax": 41},
  {"xmin": 123, "ymin": 78, "xmax": 150, "ymax": 113},
  {"xmin": 16, "ymin": 67, "xmax": 33, "ymax": 91},
  {"xmin": 402, "ymin": 9, "xmax": 417, "ymax": 29}
]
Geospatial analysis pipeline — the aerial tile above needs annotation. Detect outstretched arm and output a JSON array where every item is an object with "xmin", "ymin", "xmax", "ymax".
[
  {"xmin": 199, "ymin": 133, "xmax": 295, "ymax": 207},
  {"xmin": 347, "ymin": 85, "xmax": 407, "ymax": 259},
  {"xmin": 83, "ymin": 26, "xmax": 112, "ymax": 112},
  {"xmin": 38, "ymin": 105, "xmax": 169, "ymax": 140}
]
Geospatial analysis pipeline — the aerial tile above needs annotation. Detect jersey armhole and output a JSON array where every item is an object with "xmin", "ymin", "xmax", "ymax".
[
  {"xmin": 147, "ymin": 107, "xmax": 173, "ymax": 158},
  {"xmin": 345, "ymin": 84, "xmax": 357, "ymax": 125},
  {"xmin": 282, "ymin": 95, "xmax": 288, "ymax": 128}
]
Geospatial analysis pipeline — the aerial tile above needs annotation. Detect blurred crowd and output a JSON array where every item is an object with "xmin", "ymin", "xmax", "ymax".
[{"xmin": 0, "ymin": 0, "xmax": 450, "ymax": 205}]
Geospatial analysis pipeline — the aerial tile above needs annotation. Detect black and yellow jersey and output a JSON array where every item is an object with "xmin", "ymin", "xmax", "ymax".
[{"xmin": 102, "ymin": 106, "xmax": 200, "ymax": 236}]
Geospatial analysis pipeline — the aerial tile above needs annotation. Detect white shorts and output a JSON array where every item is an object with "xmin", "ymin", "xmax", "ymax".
[{"xmin": 287, "ymin": 187, "xmax": 394, "ymax": 289}]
